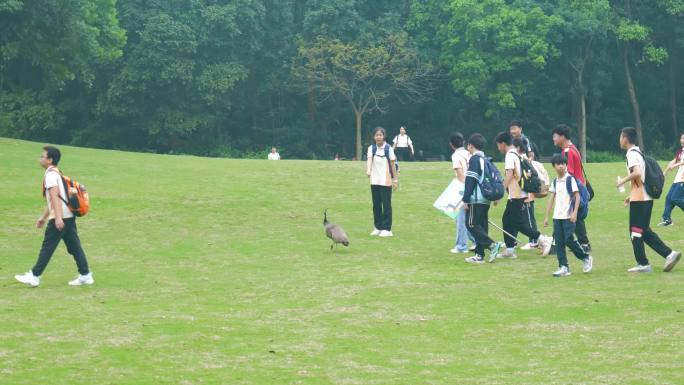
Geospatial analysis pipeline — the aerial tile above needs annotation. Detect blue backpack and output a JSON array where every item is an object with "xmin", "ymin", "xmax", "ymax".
[
  {"xmin": 371, "ymin": 143, "xmax": 398, "ymax": 177},
  {"xmin": 560, "ymin": 175, "xmax": 589, "ymax": 220},
  {"xmin": 476, "ymin": 155, "xmax": 505, "ymax": 201}
]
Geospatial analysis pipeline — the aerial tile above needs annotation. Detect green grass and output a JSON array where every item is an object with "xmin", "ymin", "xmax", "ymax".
[{"xmin": 1, "ymin": 137, "xmax": 683, "ymax": 385}]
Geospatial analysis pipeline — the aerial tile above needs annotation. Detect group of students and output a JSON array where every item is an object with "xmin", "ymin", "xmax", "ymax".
[{"xmin": 448, "ymin": 121, "xmax": 682, "ymax": 276}]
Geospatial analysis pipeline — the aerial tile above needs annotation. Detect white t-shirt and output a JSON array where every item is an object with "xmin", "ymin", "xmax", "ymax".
[
  {"xmin": 268, "ymin": 152, "xmax": 280, "ymax": 160},
  {"xmin": 368, "ymin": 143, "xmax": 396, "ymax": 186},
  {"xmin": 451, "ymin": 147, "xmax": 469, "ymax": 178},
  {"xmin": 44, "ymin": 167, "xmax": 73, "ymax": 220},
  {"xmin": 504, "ymin": 149, "xmax": 527, "ymax": 199},
  {"xmin": 675, "ymin": 148, "xmax": 684, "ymax": 183},
  {"xmin": 626, "ymin": 147, "xmax": 651, "ymax": 201},
  {"xmin": 550, "ymin": 173, "xmax": 578, "ymax": 220},
  {"xmin": 393, "ymin": 134, "xmax": 413, "ymax": 148}
]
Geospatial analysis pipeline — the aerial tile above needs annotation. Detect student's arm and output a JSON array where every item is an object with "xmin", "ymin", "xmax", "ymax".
[
  {"xmin": 504, "ymin": 169, "xmax": 515, "ymax": 189},
  {"xmin": 463, "ymin": 157, "xmax": 480, "ymax": 205},
  {"xmin": 617, "ymin": 166, "xmax": 640, "ymax": 188},
  {"xmin": 36, "ymin": 207, "xmax": 49, "ymax": 228},
  {"xmin": 454, "ymin": 167, "xmax": 465, "ymax": 183},
  {"xmin": 390, "ymin": 159, "xmax": 398, "ymax": 190},
  {"xmin": 570, "ymin": 191, "xmax": 580, "ymax": 223},
  {"xmin": 544, "ymin": 192, "xmax": 555, "ymax": 227},
  {"xmin": 366, "ymin": 149, "xmax": 372, "ymax": 177},
  {"xmin": 48, "ymin": 187, "xmax": 65, "ymax": 230}
]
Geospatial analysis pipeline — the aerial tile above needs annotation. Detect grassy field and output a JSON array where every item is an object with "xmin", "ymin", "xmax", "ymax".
[{"xmin": 1, "ymin": 137, "xmax": 683, "ymax": 385}]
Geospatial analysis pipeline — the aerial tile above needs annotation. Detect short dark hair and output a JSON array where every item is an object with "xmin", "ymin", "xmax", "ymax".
[
  {"xmin": 552, "ymin": 124, "xmax": 572, "ymax": 140},
  {"xmin": 468, "ymin": 133, "xmax": 486, "ymax": 151},
  {"xmin": 42, "ymin": 146, "xmax": 61, "ymax": 166},
  {"xmin": 494, "ymin": 131, "xmax": 512, "ymax": 146},
  {"xmin": 372, "ymin": 126, "xmax": 386, "ymax": 140},
  {"xmin": 509, "ymin": 119, "xmax": 523, "ymax": 128},
  {"xmin": 450, "ymin": 132, "xmax": 464, "ymax": 148},
  {"xmin": 551, "ymin": 154, "xmax": 568, "ymax": 166},
  {"xmin": 512, "ymin": 137, "xmax": 528, "ymax": 152},
  {"xmin": 621, "ymin": 127, "xmax": 638, "ymax": 145}
]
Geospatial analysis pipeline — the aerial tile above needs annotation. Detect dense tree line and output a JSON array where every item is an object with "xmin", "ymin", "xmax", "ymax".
[{"xmin": 1, "ymin": 0, "xmax": 683, "ymax": 160}]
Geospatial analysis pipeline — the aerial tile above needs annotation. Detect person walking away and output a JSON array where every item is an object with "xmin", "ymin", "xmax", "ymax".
[
  {"xmin": 658, "ymin": 133, "xmax": 684, "ymax": 226},
  {"xmin": 367, "ymin": 127, "xmax": 399, "ymax": 237},
  {"xmin": 543, "ymin": 154, "xmax": 593, "ymax": 277},
  {"xmin": 449, "ymin": 132, "xmax": 475, "ymax": 253},
  {"xmin": 616, "ymin": 127, "xmax": 681, "ymax": 273},
  {"xmin": 15, "ymin": 146, "xmax": 94, "ymax": 287},
  {"xmin": 268, "ymin": 147, "xmax": 281, "ymax": 160},
  {"xmin": 392, "ymin": 126, "xmax": 414, "ymax": 162}
]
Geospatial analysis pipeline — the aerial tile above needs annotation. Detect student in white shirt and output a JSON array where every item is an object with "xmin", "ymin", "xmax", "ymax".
[
  {"xmin": 659, "ymin": 133, "xmax": 684, "ymax": 226},
  {"xmin": 616, "ymin": 127, "xmax": 681, "ymax": 273},
  {"xmin": 392, "ymin": 126, "xmax": 414, "ymax": 162},
  {"xmin": 495, "ymin": 132, "xmax": 552, "ymax": 259},
  {"xmin": 543, "ymin": 154, "xmax": 593, "ymax": 277},
  {"xmin": 449, "ymin": 132, "xmax": 475, "ymax": 253},
  {"xmin": 367, "ymin": 127, "xmax": 398, "ymax": 237},
  {"xmin": 268, "ymin": 147, "xmax": 281, "ymax": 160},
  {"xmin": 14, "ymin": 146, "xmax": 93, "ymax": 287}
]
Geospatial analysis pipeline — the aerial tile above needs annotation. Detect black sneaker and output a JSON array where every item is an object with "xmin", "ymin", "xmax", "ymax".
[
  {"xmin": 658, "ymin": 220, "xmax": 673, "ymax": 227},
  {"xmin": 581, "ymin": 244, "xmax": 592, "ymax": 253}
]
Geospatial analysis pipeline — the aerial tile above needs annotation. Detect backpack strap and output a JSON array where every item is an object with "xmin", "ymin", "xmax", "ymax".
[{"xmin": 384, "ymin": 144, "xmax": 394, "ymax": 179}]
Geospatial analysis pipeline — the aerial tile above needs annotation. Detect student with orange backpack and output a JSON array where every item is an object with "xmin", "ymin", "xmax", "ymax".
[{"xmin": 15, "ymin": 146, "xmax": 93, "ymax": 287}]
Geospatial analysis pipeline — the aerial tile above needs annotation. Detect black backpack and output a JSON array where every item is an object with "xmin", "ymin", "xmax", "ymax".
[
  {"xmin": 474, "ymin": 155, "xmax": 505, "ymax": 201},
  {"xmin": 514, "ymin": 153, "xmax": 542, "ymax": 194},
  {"xmin": 629, "ymin": 149, "xmax": 665, "ymax": 199}
]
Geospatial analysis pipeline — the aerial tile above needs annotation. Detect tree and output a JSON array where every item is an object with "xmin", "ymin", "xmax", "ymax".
[{"xmin": 293, "ymin": 34, "xmax": 436, "ymax": 159}]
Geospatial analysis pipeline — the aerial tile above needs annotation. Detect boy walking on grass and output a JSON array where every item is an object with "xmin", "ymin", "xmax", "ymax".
[
  {"xmin": 15, "ymin": 146, "xmax": 93, "ymax": 287},
  {"xmin": 616, "ymin": 127, "xmax": 681, "ymax": 273},
  {"xmin": 544, "ymin": 155, "xmax": 593, "ymax": 277},
  {"xmin": 462, "ymin": 134, "xmax": 504, "ymax": 264}
]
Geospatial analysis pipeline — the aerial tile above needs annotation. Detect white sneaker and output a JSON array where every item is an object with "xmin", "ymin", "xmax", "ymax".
[
  {"xmin": 538, "ymin": 236, "xmax": 553, "ymax": 256},
  {"xmin": 552, "ymin": 266, "xmax": 572, "ymax": 277},
  {"xmin": 627, "ymin": 265, "xmax": 653, "ymax": 273},
  {"xmin": 465, "ymin": 255, "xmax": 485, "ymax": 264},
  {"xmin": 15, "ymin": 271, "xmax": 40, "ymax": 287},
  {"xmin": 68, "ymin": 272, "xmax": 94, "ymax": 286},
  {"xmin": 520, "ymin": 243, "xmax": 537, "ymax": 251},
  {"xmin": 498, "ymin": 248, "xmax": 518, "ymax": 259},
  {"xmin": 370, "ymin": 229, "xmax": 381, "ymax": 236},
  {"xmin": 488, "ymin": 242, "xmax": 504, "ymax": 263},
  {"xmin": 379, "ymin": 230, "xmax": 393, "ymax": 237},
  {"xmin": 664, "ymin": 251, "xmax": 681, "ymax": 272},
  {"xmin": 450, "ymin": 248, "xmax": 467, "ymax": 254},
  {"xmin": 582, "ymin": 255, "xmax": 594, "ymax": 273}
]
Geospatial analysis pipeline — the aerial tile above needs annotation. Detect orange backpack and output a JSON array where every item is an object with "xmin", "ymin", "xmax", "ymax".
[{"xmin": 43, "ymin": 168, "xmax": 90, "ymax": 217}]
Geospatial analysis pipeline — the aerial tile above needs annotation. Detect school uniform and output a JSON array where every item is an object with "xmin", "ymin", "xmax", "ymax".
[
  {"xmin": 392, "ymin": 134, "xmax": 413, "ymax": 162},
  {"xmin": 502, "ymin": 149, "xmax": 541, "ymax": 248},
  {"xmin": 33, "ymin": 166, "xmax": 90, "ymax": 276},
  {"xmin": 550, "ymin": 173, "xmax": 590, "ymax": 268},
  {"xmin": 368, "ymin": 144, "xmax": 396, "ymax": 231},
  {"xmin": 452, "ymin": 147, "xmax": 475, "ymax": 250},
  {"xmin": 462, "ymin": 151, "xmax": 494, "ymax": 257},
  {"xmin": 626, "ymin": 147, "xmax": 673, "ymax": 266},
  {"xmin": 662, "ymin": 147, "xmax": 684, "ymax": 222}
]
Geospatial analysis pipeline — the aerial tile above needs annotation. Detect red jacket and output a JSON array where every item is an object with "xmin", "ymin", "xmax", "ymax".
[{"xmin": 563, "ymin": 144, "xmax": 586, "ymax": 185}]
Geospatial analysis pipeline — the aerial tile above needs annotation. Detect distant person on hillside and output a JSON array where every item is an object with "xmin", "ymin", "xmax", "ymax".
[
  {"xmin": 392, "ymin": 126, "xmax": 414, "ymax": 162},
  {"xmin": 449, "ymin": 132, "xmax": 475, "ymax": 253},
  {"xmin": 367, "ymin": 127, "xmax": 398, "ymax": 237},
  {"xmin": 617, "ymin": 127, "xmax": 681, "ymax": 273},
  {"xmin": 15, "ymin": 146, "xmax": 94, "ymax": 287},
  {"xmin": 543, "ymin": 154, "xmax": 593, "ymax": 277},
  {"xmin": 658, "ymin": 133, "xmax": 684, "ymax": 227},
  {"xmin": 552, "ymin": 124, "xmax": 592, "ymax": 253},
  {"xmin": 268, "ymin": 147, "xmax": 280, "ymax": 160}
]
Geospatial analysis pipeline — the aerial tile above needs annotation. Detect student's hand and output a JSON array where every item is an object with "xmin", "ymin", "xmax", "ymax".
[
  {"xmin": 36, "ymin": 218, "xmax": 46, "ymax": 229},
  {"xmin": 570, "ymin": 213, "xmax": 577, "ymax": 223},
  {"xmin": 543, "ymin": 218, "xmax": 549, "ymax": 227},
  {"xmin": 366, "ymin": 170, "xmax": 371, "ymax": 178},
  {"xmin": 55, "ymin": 217, "xmax": 64, "ymax": 231},
  {"xmin": 616, "ymin": 178, "xmax": 626, "ymax": 188},
  {"xmin": 463, "ymin": 203, "xmax": 469, "ymax": 211},
  {"xmin": 623, "ymin": 196, "xmax": 631, "ymax": 207},
  {"xmin": 392, "ymin": 180, "xmax": 398, "ymax": 191},
  {"xmin": 493, "ymin": 200, "xmax": 499, "ymax": 206}
]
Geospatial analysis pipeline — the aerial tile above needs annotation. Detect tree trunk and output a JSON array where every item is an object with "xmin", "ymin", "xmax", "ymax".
[
  {"xmin": 572, "ymin": 65, "xmax": 588, "ymax": 163},
  {"xmin": 355, "ymin": 108, "xmax": 363, "ymax": 160},
  {"xmin": 622, "ymin": 42, "xmax": 645, "ymax": 149},
  {"xmin": 670, "ymin": 50, "xmax": 678, "ymax": 141}
]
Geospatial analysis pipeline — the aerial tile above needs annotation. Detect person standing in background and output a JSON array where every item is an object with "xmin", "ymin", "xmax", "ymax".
[
  {"xmin": 268, "ymin": 147, "xmax": 281, "ymax": 160},
  {"xmin": 392, "ymin": 126, "xmax": 414, "ymax": 162}
]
